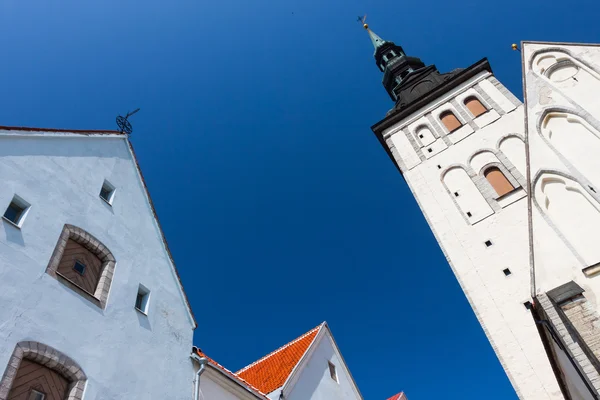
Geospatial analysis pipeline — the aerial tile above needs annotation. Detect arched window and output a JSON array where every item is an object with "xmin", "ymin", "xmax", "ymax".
[
  {"xmin": 484, "ymin": 167, "xmax": 514, "ymax": 197},
  {"xmin": 464, "ymin": 97, "xmax": 487, "ymax": 117},
  {"xmin": 0, "ymin": 341, "xmax": 87, "ymax": 400},
  {"xmin": 440, "ymin": 111, "xmax": 462, "ymax": 133},
  {"xmin": 46, "ymin": 224, "xmax": 116, "ymax": 309},
  {"xmin": 535, "ymin": 174, "xmax": 600, "ymax": 266}
]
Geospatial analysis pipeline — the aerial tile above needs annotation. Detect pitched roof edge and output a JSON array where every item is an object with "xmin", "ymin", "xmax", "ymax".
[
  {"xmin": 279, "ymin": 322, "xmax": 326, "ymax": 395},
  {"xmin": 282, "ymin": 322, "xmax": 363, "ymax": 399},
  {"xmin": 125, "ymin": 140, "xmax": 197, "ymax": 329},
  {"xmin": 195, "ymin": 349, "xmax": 269, "ymax": 399},
  {"xmin": 235, "ymin": 323, "xmax": 323, "ymax": 375},
  {"xmin": 0, "ymin": 125, "xmax": 123, "ymax": 135}
]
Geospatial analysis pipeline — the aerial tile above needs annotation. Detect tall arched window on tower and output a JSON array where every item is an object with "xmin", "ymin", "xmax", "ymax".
[
  {"xmin": 484, "ymin": 167, "xmax": 515, "ymax": 197},
  {"xmin": 440, "ymin": 111, "xmax": 462, "ymax": 133},
  {"xmin": 464, "ymin": 97, "xmax": 487, "ymax": 117}
]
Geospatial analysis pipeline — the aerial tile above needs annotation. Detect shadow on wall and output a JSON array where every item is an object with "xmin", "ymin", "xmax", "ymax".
[{"xmin": 2, "ymin": 221, "xmax": 25, "ymax": 246}]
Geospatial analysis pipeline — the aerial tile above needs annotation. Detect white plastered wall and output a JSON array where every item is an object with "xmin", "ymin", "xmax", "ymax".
[
  {"xmin": 382, "ymin": 71, "xmax": 563, "ymax": 399},
  {"xmin": 0, "ymin": 132, "xmax": 195, "ymax": 399},
  {"xmin": 524, "ymin": 42, "xmax": 600, "ymax": 292},
  {"xmin": 284, "ymin": 332, "xmax": 361, "ymax": 400}
]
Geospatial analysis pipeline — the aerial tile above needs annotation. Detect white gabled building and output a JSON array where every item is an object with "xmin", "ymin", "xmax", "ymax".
[
  {"xmin": 363, "ymin": 17, "xmax": 600, "ymax": 400},
  {"xmin": 0, "ymin": 126, "xmax": 383, "ymax": 400},
  {"xmin": 191, "ymin": 322, "xmax": 369, "ymax": 400},
  {"xmin": 0, "ymin": 126, "xmax": 197, "ymax": 400}
]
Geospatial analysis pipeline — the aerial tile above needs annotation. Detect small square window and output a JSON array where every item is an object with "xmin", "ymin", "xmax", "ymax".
[
  {"xmin": 466, "ymin": 212, "xmax": 472, "ymax": 217},
  {"xmin": 503, "ymin": 268, "xmax": 511, "ymax": 276},
  {"xmin": 485, "ymin": 240, "xmax": 493, "ymax": 247},
  {"xmin": 28, "ymin": 390, "xmax": 45, "ymax": 400},
  {"xmin": 99, "ymin": 180, "xmax": 116, "ymax": 205},
  {"xmin": 419, "ymin": 134, "xmax": 424, "ymax": 139},
  {"xmin": 135, "ymin": 284, "xmax": 151, "ymax": 314},
  {"xmin": 454, "ymin": 192, "xmax": 459, "ymax": 197},
  {"xmin": 328, "ymin": 361, "xmax": 338, "ymax": 383},
  {"xmin": 437, "ymin": 165, "xmax": 442, "ymax": 169},
  {"xmin": 524, "ymin": 301, "xmax": 532, "ymax": 310},
  {"xmin": 427, "ymin": 148, "xmax": 433, "ymax": 153},
  {"xmin": 73, "ymin": 260, "xmax": 86, "ymax": 276},
  {"xmin": 3, "ymin": 195, "xmax": 30, "ymax": 227}
]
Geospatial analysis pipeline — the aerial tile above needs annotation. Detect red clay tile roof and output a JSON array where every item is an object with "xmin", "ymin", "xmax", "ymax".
[
  {"xmin": 235, "ymin": 324, "xmax": 322, "ymax": 395},
  {"xmin": 387, "ymin": 392, "xmax": 406, "ymax": 400},
  {"xmin": 195, "ymin": 349, "xmax": 269, "ymax": 399}
]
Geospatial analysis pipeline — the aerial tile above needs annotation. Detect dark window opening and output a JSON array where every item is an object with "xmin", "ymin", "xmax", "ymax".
[
  {"xmin": 589, "ymin": 186, "xmax": 596, "ymax": 193},
  {"xmin": 4, "ymin": 201, "xmax": 26, "ymax": 225},
  {"xmin": 466, "ymin": 212, "xmax": 472, "ymax": 217},
  {"xmin": 485, "ymin": 240, "xmax": 493, "ymax": 247},
  {"xmin": 73, "ymin": 260, "xmax": 86, "ymax": 276},
  {"xmin": 524, "ymin": 301, "xmax": 532, "ymax": 310},
  {"xmin": 437, "ymin": 165, "xmax": 442, "ymax": 169},
  {"xmin": 328, "ymin": 361, "xmax": 338, "ymax": 383},
  {"xmin": 427, "ymin": 148, "xmax": 433, "ymax": 153},
  {"xmin": 503, "ymin": 268, "xmax": 511, "ymax": 276},
  {"xmin": 454, "ymin": 192, "xmax": 459, "ymax": 197},
  {"xmin": 28, "ymin": 389, "xmax": 46, "ymax": 400}
]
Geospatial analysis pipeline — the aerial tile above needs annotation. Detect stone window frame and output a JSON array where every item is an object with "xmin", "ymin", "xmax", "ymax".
[
  {"xmin": 530, "ymin": 47, "xmax": 600, "ymax": 83},
  {"xmin": 440, "ymin": 164, "xmax": 498, "ymax": 225},
  {"xmin": 0, "ymin": 341, "xmax": 87, "ymax": 400},
  {"xmin": 478, "ymin": 162, "xmax": 520, "ymax": 199},
  {"xmin": 537, "ymin": 107, "xmax": 600, "ymax": 197},
  {"xmin": 532, "ymin": 170, "xmax": 600, "ymax": 275},
  {"xmin": 46, "ymin": 224, "xmax": 116, "ymax": 309},
  {"xmin": 432, "ymin": 102, "xmax": 467, "ymax": 135}
]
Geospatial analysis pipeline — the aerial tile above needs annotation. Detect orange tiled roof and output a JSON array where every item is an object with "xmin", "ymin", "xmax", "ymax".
[
  {"xmin": 387, "ymin": 392, "xmax": 406, "ymax": 400},
  {"xmin": 235, "ymin": 324, "xmax": 322, "ymax": 394},
  {"xmin": 195, "ymin": 349, "xmax": 269, "ymax": 399}
]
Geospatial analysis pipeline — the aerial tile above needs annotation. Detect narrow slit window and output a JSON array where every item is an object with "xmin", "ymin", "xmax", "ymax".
[
  {"xmin": 464, "ymin": 96, "xmax": 487, "ymax": 117},
  {"xmin": 440, "ymin": 111, "xmax": 462, "ymax": 133},
  {"xmin": 135, "ymin": 284, "xmax": 151, "ymax": 314},
  {"xmin": 99, "ymin": 180, "xmax": 116, "ymax": 204},
  {"xmin": 328, "ymin": 361, "xmax": 338, "ymax": 383},
  {"xmin": 3, "ymin": 195, "xmax": 30, "ymax": 227}
]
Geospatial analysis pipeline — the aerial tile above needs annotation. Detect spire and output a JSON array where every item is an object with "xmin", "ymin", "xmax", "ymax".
[{"xmin": 367, "ymin": 28, "xmax": 388, "ymax": 53}]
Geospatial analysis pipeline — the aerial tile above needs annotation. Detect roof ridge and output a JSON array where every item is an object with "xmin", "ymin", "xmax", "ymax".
[
  {"xmin": 235, "ymin": 324, "xmax": 322, "ymax": 375},
  {"xmin": 0, "ymin": 125, "xmax": 122, "ymax": 134}
]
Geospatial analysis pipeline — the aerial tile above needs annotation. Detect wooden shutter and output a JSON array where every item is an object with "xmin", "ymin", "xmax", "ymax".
[
  {"xmin": 465, "ymin": 97, "xmax": 487, "ymax": 117},
  {"xmin": 440, "ymin": 112, "xmax": 462, "ymax": 133},
  {"xmin": 485, "ymin": 167, "xmax": 514, "ymax": 197}
]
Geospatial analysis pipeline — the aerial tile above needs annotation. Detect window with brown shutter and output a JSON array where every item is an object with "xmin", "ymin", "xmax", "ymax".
[
  {"xmin": 440, "ymin": 111, "xmax": 462, "ymax": 133},
  {"xmin": 484, "ymin": 167, "xmax": 514, "ymax": 197},
  {"xmin": 464, "ymin": 97, "xmax": 487, "ymax": 117}
]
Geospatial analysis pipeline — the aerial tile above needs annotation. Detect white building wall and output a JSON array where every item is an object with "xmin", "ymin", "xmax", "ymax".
[
  {"xmin": 381, "ymin": 72, "xmax": 563, "ymax": 399},
  {"xmin": 198, "ymin": 370, "xmax": 262, "ymax": 400},
  {"xmin": 523, "ymin": 42, "xmax": 600, "ymax": 291},
  {"xmin": 522, "ymin": 42, "xmax": 600, "ymax": 396},
  {"xmin": 0, "ymin": 132, "xmax": 195, "ymax": 399},
  {"xmin": 285, "ymin": 335, "xmax": 360, "ymax": 400}
]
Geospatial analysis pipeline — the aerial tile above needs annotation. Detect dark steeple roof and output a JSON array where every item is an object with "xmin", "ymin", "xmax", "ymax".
[{"xmin": 365, "ymin": 26, "xmax": 469, "ymax": 110}]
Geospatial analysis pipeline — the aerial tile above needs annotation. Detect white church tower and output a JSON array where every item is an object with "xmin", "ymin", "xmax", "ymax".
[{"xmin": 365, "ymin": 22, "xmax": 600, "ymax": 400}]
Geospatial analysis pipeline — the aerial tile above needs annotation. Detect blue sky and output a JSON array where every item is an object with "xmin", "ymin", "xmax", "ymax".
[{"xmin": 2, "ymin": 0, "xmax": 600, "ymax": 398}]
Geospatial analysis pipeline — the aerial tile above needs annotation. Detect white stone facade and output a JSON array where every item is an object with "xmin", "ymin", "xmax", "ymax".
[
  {"xmin": 523, "ymin": 42, "xmax": 600, "ymax": 399},
  {"xmin": 0, "ymin": 129, "xmax": 196, "ymax": 399},
  {"xmin": 378, "ymin": 70, "xmax": 564, "ymax": 399}
]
